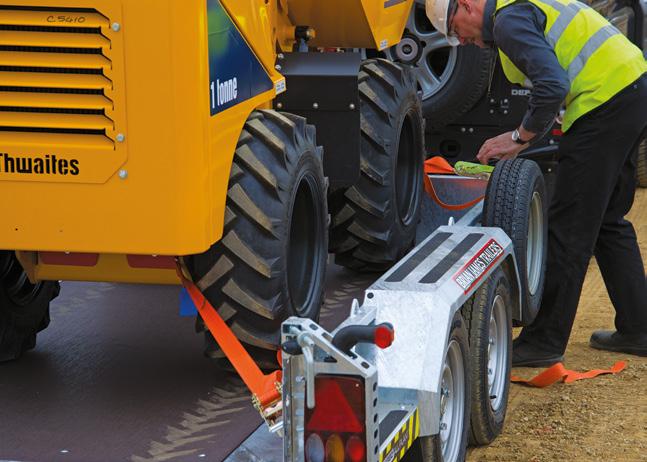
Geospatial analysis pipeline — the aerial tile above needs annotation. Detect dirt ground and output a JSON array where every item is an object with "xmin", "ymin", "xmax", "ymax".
[{"xmin": 467, "ymin": 188, "xmax": 647, "ymax": 461}]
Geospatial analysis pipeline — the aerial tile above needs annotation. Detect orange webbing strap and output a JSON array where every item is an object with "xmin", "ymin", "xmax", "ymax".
[
  {"xmin": 176, "ymin": 263, "xmax": 282, "ymax": 412},
  {"xmin": 425, "ymin": 156, "xmax": 455, "ymax": 174},
  {"xmin": 423, "ymin": 156, "xmax": 485, "ymax": 211},
  {"xmin": 511, "ymin": 361, "xmax": 626, "ymax": 387}
]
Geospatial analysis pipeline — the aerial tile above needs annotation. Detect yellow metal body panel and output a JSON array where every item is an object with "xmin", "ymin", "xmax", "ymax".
[
  {"xmin": 286, "ymin": 0, "xmax": 413, "ymax": 50},
  {"xmin": 16, "ymin": 251, "xmax": 179, "ymax": 285},
  {"xmin": 0, "ymin": 0, "xmax": 409, "ymax": 284},
  {"xmin": 0, "ymin": 0, "xmax": 282, "ymax": 265}
]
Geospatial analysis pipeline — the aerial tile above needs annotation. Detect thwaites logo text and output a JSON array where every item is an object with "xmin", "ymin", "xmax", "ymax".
[
  {"xmin": 453, "ymin": 239, "xmax": 504, "ymax": 293},
  {"xmin": 0, "ymin": 153, "xmax": 80, "ymax": 176}
]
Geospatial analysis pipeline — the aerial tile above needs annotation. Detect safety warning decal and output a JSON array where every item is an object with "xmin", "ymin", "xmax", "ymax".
[
  {"xmin": 380, "ymin": 409, "xmax": 419, "ymax": 462},
  {"xmin": 453, "ymin": 239, "xmax": 504, "ymax": 293}
]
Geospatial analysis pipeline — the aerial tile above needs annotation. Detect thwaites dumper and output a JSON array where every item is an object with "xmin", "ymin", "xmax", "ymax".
[{"xmin": 0, "ymin": 1, "xmax": 428, "ymax": 363}]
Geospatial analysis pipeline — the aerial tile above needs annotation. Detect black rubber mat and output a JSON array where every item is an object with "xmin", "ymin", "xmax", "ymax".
[{"xmin": 0, "ymin": 264, "xmax": 372, "ymax": 462}]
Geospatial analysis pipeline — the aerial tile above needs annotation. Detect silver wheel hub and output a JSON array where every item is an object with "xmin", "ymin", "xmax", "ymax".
[
  {"xmin": 488, "ymin": 294, "xmax": 509, "ymax": 411},
  {"xmin": 394, "ymin": 36, "xmax": 420, "ymax": 63},
  {"xmin": 527, "ymin": 191, "xmax": 544, "ymax": 296},
  {"xmin": 439, "ymin": 339, "xmax": 465, "ymax": 462}
]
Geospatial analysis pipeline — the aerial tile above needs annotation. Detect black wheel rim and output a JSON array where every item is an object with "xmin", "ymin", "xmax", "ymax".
[
  {"xmin": 2, "ymin": 254, "xmax": 41, "ymax": 307},
  {"xmin": 288, "ymin": 172, "xmax": 324, "ymax": 317},
  {"xmin": 395, "ymin": 111, "xmax": 420, "ymax": 226}
]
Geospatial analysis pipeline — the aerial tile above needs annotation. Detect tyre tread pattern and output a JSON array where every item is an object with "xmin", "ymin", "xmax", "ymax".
[
  {"xmin": 0, "ymin": 252, "xmax": 58, "ymax": 362},
  {"xmin": 482, "ymin": 159, "xmax": 547, "ymax": 325},
  {"xmin": 186, "ymin": 111, "xmax": 327, "ymax": 353},
  {"xmin": 330, "ymin": 59, "xmax": 424, "ymax": 272},
  {"xmin": 461, "ymin": 268, "xmax": 512, "ymax": 446}
]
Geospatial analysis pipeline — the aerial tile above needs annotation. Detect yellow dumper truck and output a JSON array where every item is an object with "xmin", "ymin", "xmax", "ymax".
[{"xmin": 0, "ymin": 0, "xmax": 425, "ymax": 364}]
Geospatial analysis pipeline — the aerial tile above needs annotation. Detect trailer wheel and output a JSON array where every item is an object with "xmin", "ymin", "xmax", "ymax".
[
  {"xmin": 329, "ymin": 59, "xmax": 424, "ymax": 272},
  {"xmin": 185, "ymin": 111, "xmax": 328, "ymax": 366},
  {"xmin": 483, "ymin": 159, "xmax": 547, "ymax": 325},
  {"xmin": 0, "ymin": 251, "xmax": 59, "ymax": 362},
  {"xmin": 461, "ymin": 268, "xmax": 512, "ymax": 446},
  {"xmin": 637, "ymin": 136, "xmax": 647, "ymax": 188},
  {"xmin": 419, "ymin": 311, "xmax": 470, "ymax": 462}
]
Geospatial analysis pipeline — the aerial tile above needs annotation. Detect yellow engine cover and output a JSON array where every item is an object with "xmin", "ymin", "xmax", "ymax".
[
  {"xmin": 286, "ymin": 0, "xmax": 414, "ymax": 50},
  {"xmin": 0, "ymin": 0, "xmax": 285, "ymax": 258}
]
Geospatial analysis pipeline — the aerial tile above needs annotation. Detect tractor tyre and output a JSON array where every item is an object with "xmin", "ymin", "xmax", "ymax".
[
  {"xmin": 0, "ymin": 251, "xmax": 59, "ymax": 362},
  {"xmin": 184, "ymin": 110, "xmax": 328, "ymax": 368},
  {"xmin": 419, "ymin": 310, "xmax": 471, "ymax": 462},
  {"xmin": 329, "ymin": 59, "xmax": 424, "ymax": 272},
  {"xmin": 637, "ymin": 136, "xmax": 647, "ymax": 188},
  {"xmin": 482, "ymin": 159, "xmax": 547, "ymax": 326},
  {"xmin": 461, "ymin": 268, "xmax": 512, "ymax": 446}
]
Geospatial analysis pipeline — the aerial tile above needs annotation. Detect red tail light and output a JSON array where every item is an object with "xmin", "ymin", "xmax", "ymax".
[{"xmin": 305, "ymin": 376, "xmax": 367, "ymax": 462}]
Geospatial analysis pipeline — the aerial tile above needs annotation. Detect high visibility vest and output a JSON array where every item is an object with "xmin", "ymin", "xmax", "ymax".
[{"xmin": 495, "ymin": 0, "xmax": 647, "ymax": 132}]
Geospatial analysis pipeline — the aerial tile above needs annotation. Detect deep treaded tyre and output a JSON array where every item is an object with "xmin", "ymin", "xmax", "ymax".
[
  {"xmin": 184, "ymin": 111, "xmax": 328, "ymax": 364},
  {"xmin": 0, "ymin": 251, "xmax": 59, "ymax": 362},
  {"xmin": 461, "ymin": 268, "xmax": 512, "ymax": 446},
  {"xmin": 637, "ymin": 137, "xmax": 647, "ymax": 188},
  {"xmin": 483, "ymin": 159, "xmax": 547, "ymax": 326},
  {"xmin": 329, "ymin": 59, "xmax": 424, "ymax": 272},
  {"xmin": 418, "ymin": 310, "xmax": 471, "ymax": 462}
]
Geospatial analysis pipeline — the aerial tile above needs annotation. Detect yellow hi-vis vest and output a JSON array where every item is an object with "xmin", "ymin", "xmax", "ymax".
[{"xmin": 495, "ymin": 0, "xmax": 647, "ymax": 132}]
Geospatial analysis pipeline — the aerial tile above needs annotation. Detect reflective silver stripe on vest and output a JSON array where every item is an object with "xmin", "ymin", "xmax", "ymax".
[
  {"xmin": 567, "ymin": 24, "xmax": 620, "ymax": 81},
  {"xmin": 543, "ymin": 0, "xmax": 587, "ymax": 47}
]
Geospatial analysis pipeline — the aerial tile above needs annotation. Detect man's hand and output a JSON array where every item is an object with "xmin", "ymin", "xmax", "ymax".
[{"xmin": 477, "ymin": 131, "xmax": 528, "ymax": 165}]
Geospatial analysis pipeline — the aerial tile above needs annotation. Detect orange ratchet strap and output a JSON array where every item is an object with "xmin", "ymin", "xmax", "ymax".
[
  {"xmin": 176, "ymin": 262, "xmax": 282, "ymax": 425},
  {"xmin": 423, "ymin": 156, "xmax": 485, "ymax": 211},
  {"xmin": 511, "ymin": 361, "xmax": 626, "ymax": 388}
]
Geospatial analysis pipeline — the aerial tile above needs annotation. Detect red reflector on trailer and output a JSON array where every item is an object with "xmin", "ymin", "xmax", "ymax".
[
  {"xmin": 374, "ymin": 325, "xmax": 394, "ymax": 349},
  {"xmin": 552, "ymin": 129, "xmax": 563, "ymax": 136},
  {"xmin": 346, "ymin": 435, "xmax": 366, "ymax": 462},
  {"xmin": 306, "ymin": 378, "xmax": 364, "ymax": 433}
]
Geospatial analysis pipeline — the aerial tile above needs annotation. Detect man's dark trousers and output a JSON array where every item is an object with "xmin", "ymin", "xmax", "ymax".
[{"xmin": 519, "ymin": 73, "xmax": 647, "ymax": 355}]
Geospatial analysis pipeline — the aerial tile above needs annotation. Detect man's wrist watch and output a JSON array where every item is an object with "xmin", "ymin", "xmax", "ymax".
[{"xmin": 512, "ymin": 128, "xmax": 530, "ymax": 145}]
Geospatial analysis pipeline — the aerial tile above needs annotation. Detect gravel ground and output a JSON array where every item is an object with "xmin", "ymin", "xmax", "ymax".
[{"xmin": 468, "ymin": 188, "xmax": 647, "ymax": 462}]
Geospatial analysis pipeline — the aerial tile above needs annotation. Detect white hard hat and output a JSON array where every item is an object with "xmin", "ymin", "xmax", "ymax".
[{"xmin": 425, "ymin": 0, "xmax": 461, "ymax": 46}]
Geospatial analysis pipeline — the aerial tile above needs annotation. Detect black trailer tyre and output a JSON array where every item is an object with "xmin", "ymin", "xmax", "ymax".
[
  {"xmin": 482, "ymin": 159, "xmax": 547, "ymax": 326},
  {"xmin": 384, "ymin": 0, "xmax": 494, "ymax": 128},
  {"xmin": 184, "ymin": 110, "xmax": 328, "ymax": 365},
  {"xmin": 0, "ymin": 251, "xmax": 58, "ymax": 362},
  {"xmin": 637, "ymin": 136, "xmax": 647, "ymax": 188},
  {"xmin": 329, "ymin": 59, "xmax": 424, "ymax": 272},
  {"xmin": 419, "ymin": 311, "xmax": 471, "ymax": 462},
  {"xmin": 461, "ymin": 267, "xmax": 512, "ymax": 446}
]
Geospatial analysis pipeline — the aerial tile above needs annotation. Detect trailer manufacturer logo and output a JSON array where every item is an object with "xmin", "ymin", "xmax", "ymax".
[
  {"xmin": 0, "ymin": 153, "xmax": 80, "ymax": 176},
  {"xmin": 453, "ymin": 239, "xmax": 503, "ymax": 293},
  {"xmin": 383, "ymin": 431, "xmax": 409, "ymax": 462},
  {"xmin": 380, "ymin": 409, "xmax": 419, "ymax": 462}
]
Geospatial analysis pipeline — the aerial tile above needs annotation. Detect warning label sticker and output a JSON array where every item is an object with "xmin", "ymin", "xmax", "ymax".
[{"xmin": 453, "ymin": 239, "xmax": 504, "ymax": 293}]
